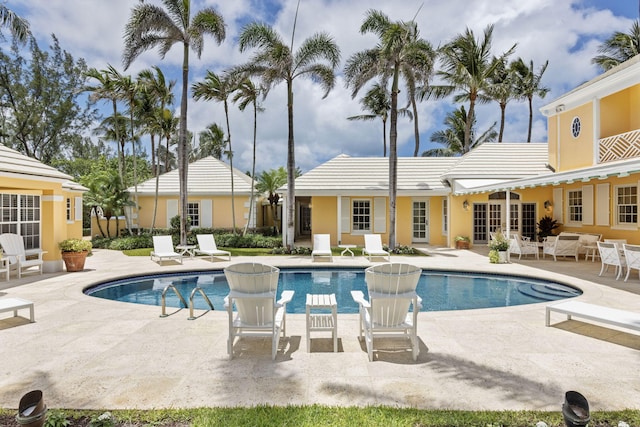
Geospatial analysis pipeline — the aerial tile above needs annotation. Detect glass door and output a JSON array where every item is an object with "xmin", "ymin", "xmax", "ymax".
[{"xmin": 412, "ymin": 199, "xmax": 429, "ymax": 243}]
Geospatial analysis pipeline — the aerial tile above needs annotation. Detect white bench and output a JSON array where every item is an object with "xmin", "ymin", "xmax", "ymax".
[
  {"xmin": 0, "ymin": 297, "xmax": 35, "ymax": 322},
  {"xmin": 546, "ymin": 300, "xmax": 640, "ymax": 333}
]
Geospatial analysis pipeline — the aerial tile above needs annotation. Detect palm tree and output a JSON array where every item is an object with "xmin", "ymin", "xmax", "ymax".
[
  {"xmin": 512, "ymin": 58, "xmax": 549, "ymax": 142},
  {"xmin": 486, "ymin": 56, "xmax": 517, "ymax": 142},
  {"xmin": 92, "ymin": 113, "xmax": 129, "ymax": 176},
  {"xmin": 344, "ymin": 10, "xmax": 433, "ymax": 248},
  {"xmin": 347, "ymin": 82, "xmax": 412, "ymax": 157},
  {"xmin": 256, "ymin": 167, "xmax": 287, "ymax": 234},
  {"xmin": 158, "ymin": 109, "xmax": 179, "ymax": 174},
  {"xmin": 422, "ymin": 105, "xmax": 497, "ymax": 156},
  {"xmin": 192, "ymin": 71, "xmax": 239, "ymax": 233},
  {"xmin": 592, "ymin": 20, "xmax": 640, "ymax": 71},
  {"xmin": 233, "ymin": 78, "xmax": 264, "ymax": 235},
  {"xmin": 236, "ymin": 21, "xmax": 340, "ymax": 249},
  {"xmin": 428, "ymin": 24, "xmax": 515, "ymax": 152},
  {"xmin": 195, "ymin": 123, "xmax": 225, "ymax": 160},
  {"xmin": 123, "ymin": 0, "xmax": 225, "ymax": 244},
  {"xmin": 0, "ymin": 5, "xmax": 30, "ymax": 42}
]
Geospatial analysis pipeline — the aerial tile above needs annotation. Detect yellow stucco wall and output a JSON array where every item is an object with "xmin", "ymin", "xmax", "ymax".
[
  {"xmin": 600, "ymin": 84, "xmax": 640, "ymax": 137},
  {"xmin": 557, "ymin": 103, "xmax": 594, "ymax": 172},
  {"xmin": 547, "ymin": 117, "xmax": 558, "ymax": 171}
]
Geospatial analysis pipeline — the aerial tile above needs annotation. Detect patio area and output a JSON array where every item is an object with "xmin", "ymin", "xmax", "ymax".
[{"xmin": 0, "ymin": 246, "xmax": 638, "ymax": 411}]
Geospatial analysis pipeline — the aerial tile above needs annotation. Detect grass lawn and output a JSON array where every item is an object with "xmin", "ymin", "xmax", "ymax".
[{"xmin": 2, "ymin": 406, "xmax": 639, "ymax": 426}]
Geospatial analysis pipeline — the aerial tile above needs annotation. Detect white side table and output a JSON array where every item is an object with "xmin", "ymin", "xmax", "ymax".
[
  {"xmin": 0, "ymin": 257, "xmax": 8, "ymax": 281},
  {"xmin": 583, "ymin": 245, "xmax": 599, "ymax": 262},
  {"xmin": 338, "ymin": 244, "xmax": 356, "ymax": 257},
  {"xmin": 306, "ymin": 293, "xmax": 337, "ymax": 352},
  {"xmin": 176, "ymin": 244, "xmax": 196, "ymax": 258}
]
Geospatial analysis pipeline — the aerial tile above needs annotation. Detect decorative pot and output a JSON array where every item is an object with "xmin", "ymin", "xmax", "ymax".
[
  {"xmin": 498, "ymin": 250, "xmax": 508, "ymax": 264},
  {"xmin": 455, "ymin": 241, "xmax": 470, "ymax": 249},
  {"xmin": 61, "ymin": 251, "xmax": 88, "ymax": 272}
]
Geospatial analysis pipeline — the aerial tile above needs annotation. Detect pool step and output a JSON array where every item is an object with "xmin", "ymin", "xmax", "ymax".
[{"xmin": 517, "ymin": 283, "xmax": 581, "ymax": 301}]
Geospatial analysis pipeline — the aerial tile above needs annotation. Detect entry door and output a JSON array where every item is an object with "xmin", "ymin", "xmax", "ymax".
[{"xmin": 412, "ymin": 199, "xmax": 429, "ymax": 243}]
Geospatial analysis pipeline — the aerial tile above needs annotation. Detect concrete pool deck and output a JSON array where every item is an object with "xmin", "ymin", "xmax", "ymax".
[{"xmin": 0, "ymin": 247, "xmax": 639, "ymax": 411}]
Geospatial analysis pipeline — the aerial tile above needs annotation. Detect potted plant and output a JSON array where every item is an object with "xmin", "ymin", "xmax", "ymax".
[
  {"xmin": 537, "ymin": 215, "xmax": 560, "ymax": 242},
  {"xmin": 488, "ymin": 231, "xmax": 510, "ymax": 263},
  {"xmin": 59, "ymin": 238, "xmax": 92, "ymax": 272},
  {"xmin": 454, "ymin": 235, "xmax": 471, "ymax": 249}
]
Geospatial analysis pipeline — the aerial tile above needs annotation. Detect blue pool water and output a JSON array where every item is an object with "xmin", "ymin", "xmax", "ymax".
[{"xmin": 84, "ymin": 269, "xmax": 582, "ymax": 313}]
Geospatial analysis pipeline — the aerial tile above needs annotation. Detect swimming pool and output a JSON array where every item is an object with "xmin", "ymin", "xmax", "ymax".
[{"xmin": 84, "ymin": 268, "xmax": 581, "ymax": 313}]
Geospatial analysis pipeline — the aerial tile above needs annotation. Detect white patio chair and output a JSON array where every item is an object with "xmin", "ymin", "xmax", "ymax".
[
  {"xmin": 194, "ymin": 234, "xmax": 231, "ymax": 261},
  {"xmin": 363, "ymin": 234, "xmax": 390, "ymax": 262},
  {"xmin": 224, "ymin": 262, "xmax": 294, "ymax": 360},
  {"xmin": 150, "ymin": 235, "xmax": 183, "ymax": 265},
  {"xmin": 623, "ymin": 243, "xmax": 640, "ymax": 282},
  {"xmin": 597, "ymin": 241, "xmax": 626, "ymax": 280},
  {"xmin": 311, "ymin": 234, "xmax": 333, "ymax": 262},
  {"xmin": 351, "ymin": 263, "xmax": 422, "ymax": 361},
  {"xmin": 0, "ymin": 233, "xmax": 46, "ymax": 278},
  {"xmin": 542, "ymin": 234, "xmax": 580, "ymax": 261},
  {"xmin": 508, "ymin": 233, "xmax": 539, "ymax": 260},
  {"xmin": 604, "ymin": 238, "xmax": 627, "ymax": 252}
]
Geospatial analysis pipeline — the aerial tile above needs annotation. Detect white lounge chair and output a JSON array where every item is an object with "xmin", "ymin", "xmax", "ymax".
[
  {"xmin": 542, "ymin": 234, "xmax": 580, "ymax": 261},
  {"xmin": 311, "ymin": 234, "xmax": 333, "ymax": 262},
  {"xmin": 0, "ymin": 233, "xmax": 46, "ymax": 278},
  {"xmin": 194, "ymin": 234, "xmax": 231, "ymax": 261},
  {"xmin": 597, "ymin": 241, "xmax": 626, "ymax": 280},
  {"xmin": 546, "ymin": 300, "xmax": 640, "ymax": 334},
  {"xmin": 508, "ymin": 233, "xmax": 539, "ymax": 260},
  {"xmin": 363, "ymin": 234, "xmax": 390, "ymax": 262},
  {"xmin": 223, "ymin": 262, "xmax": 294, "ymax": 360},
  {"xmin": 150, "ymin": 236, "xmax": 183, "ymax": 265},
  {"xmin": 351, "ymin": 263, "xmax": 422, "ymax": 361},
  {"xmin": 623, "ymin": 243, "xmax": 640, "ymax": 282}
]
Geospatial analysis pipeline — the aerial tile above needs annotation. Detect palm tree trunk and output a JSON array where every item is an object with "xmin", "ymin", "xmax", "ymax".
[
  {"xmin": 464, "ymin": 95, "xmax": 475, "ymax": 153},
  {"xmin": 93, "ymin": 207, "xmax": 106, "ymax": 237},
  {"xmin": 224, "ymin": 100, "xmax": 236, "ymax": 234},
  {"xmin": 498, "ymin": 102, "xmax": 506, "ymax": 142},
  {"xmin": 129, "ymin": 106, "xmax": 139, "ymax": 235},
  {"xmin": 527, "ymin": 96, "xmax": 533, "ymax": 143},
  {"xmin": 389, "ymin": 66, "xmax": 400, "ymax": 249},
  {"xmin": 244, "ymin": 102, "xmax": 257, "ymax": 236},
  {"xmin": 382, "ymin": 118, "xmax": 387, "ymax": 157},
  {"xmin": 178, "ymin": 44, "xmax": 190, "ymax": 245},
  {"xmin": 286, "ymin": 78, "xmax": 295, "ymax": 250},
  {"xmin": 411, "ymin": 96, "xmax": 420, "ymax": 157},
  {"xmin": 151, "ymin": 134, "xmax": 163, "ymax": 232},
  {"xmin": 150, "ymin": 134, "xmax": 157, "ymax": 176}
]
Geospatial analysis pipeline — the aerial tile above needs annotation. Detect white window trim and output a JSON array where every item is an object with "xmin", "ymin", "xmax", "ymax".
[
  {"xmin": 351, "ymin": 198, "xmax": 371, "ymax": 235},
  {"xmin": 612, "ymin": 183, "xmax": 639, "ymax": 230},
  {"xmin": 566, "ymin": 189, "xmax": 582, "ymax": 227}
]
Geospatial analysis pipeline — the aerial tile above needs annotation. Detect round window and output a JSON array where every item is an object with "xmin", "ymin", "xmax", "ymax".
[{"xmin": 571, "ymin": 117, "xmax": 581, "ymax": 138}]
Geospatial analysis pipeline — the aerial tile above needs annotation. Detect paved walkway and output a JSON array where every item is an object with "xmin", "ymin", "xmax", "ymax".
[{"xmin": 0, "ymin": 247, "xmax": 639, "ymax": 411}]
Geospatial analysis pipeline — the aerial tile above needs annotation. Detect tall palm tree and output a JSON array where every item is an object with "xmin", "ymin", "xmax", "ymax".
[
  {"xmin": 159, "ymin": 109, "xmax": 179, "ymax": 174},
  {"xmin": 592, "ymin": 20, "xmax": 640, "ymax": 71},
  {"xmin": 428, "ymin": 24, "xmax": 515, "ymax": 152},
  {"xmin": 195, "ymin": 123, "xmax": 225, "ymax": 160},
  {"xmin": 255, "ymin": 167, "xmax": 287, "ymax": 234},
  {"xmin": 236, "ymin": 21, "xmax": 340, "ymax": 249},
  {"xmin": 92, "ymin": 113, "xmax": 129, "ymax": 177},
  {"xmin": 512, "ymin": 58, "xmax": 549, "ymax": 143},
  {"xmin": 422, "ymin": 105, "xmax": 497, "ymax": 157},
  {"xmin": 192, "ymin": 71, "xmax": 239, "ymax": 233},
  {"xmin": 0, "ymin": 5, "xmax": 30, "ymax": 42},
  {"xmin": 347, "ymin": 82, "xmax": 412, "ymax": 157},
  {"xmin": 344, "ymin": 10, "xmax": 433, "ymax": 248},
  {"xmin": 123, "ymin": 0, "xmax": 225, "ymax": 244},
  {"xmin": 486, "ymin": 56, "xmax": 517, "ymax": 142},
  {"xmin": 233, "ymin": 78, "xmax": 264, "ymax": 235}
]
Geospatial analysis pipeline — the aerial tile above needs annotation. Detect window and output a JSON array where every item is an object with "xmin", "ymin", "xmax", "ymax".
[
  {"xmin": 0, "ymin": 193, "xmax": 40, "ymax": 249},
  {"xmin": 66, "ymin": 198, "xmax": 72, "ymax": 221},
  {"xmin": 571, "ymin": 117, "xmax": 581, "ymax": 138},
  {"xmin": 616, "ymin": 185, "xmax": 637, "ymax": 226},
  {"xmin": 567, "ymin": 190, "xmax": 582, "ymax": 223},
  {"xmin": 187, "ymin": 202, "xmax": 200, "ymax": 227},
  {"xmin": 442, "ymin": 199, "xmax": 448, "ymax": 235},
  {"xmin": 352, "ymin": 200, "xmax": 370, "ymax": 232}
]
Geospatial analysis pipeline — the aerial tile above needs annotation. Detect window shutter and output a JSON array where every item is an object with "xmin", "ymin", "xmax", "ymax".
[
  {"xmin": 553, "ymin": 187, "xmax": 563, "ymax": 222},
  {"xmin": 373, "ymin": 197, "xmax": 386, "ymax": 233},
  {"xmin": 341, "ymin": 197, "xmax": 350, "ymax": 232},
  {"xmin": 166, "ymin": 199, "xmax": 178, "ymax": 227},
  {"xmin": 596, "ymin": 183, "xmax": 610, "ymax": 226},
  {"xmin": 201, "ymin": 199, "xmax": 212, "ymax": 227},
  {"xmin": 582, "ymin": 185, "xmax": 593, "ymax": 225},
  {"xmin": 74, "ymin": 197, "xmax": 83, "ymax": 221}
]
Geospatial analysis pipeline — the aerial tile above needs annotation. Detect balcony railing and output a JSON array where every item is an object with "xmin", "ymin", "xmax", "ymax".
[{"xmin": 599, "ymin": 129, "xmax": 640, "ymax": 163}]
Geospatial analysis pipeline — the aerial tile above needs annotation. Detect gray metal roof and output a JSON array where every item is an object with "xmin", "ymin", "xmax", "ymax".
[
  {"xmin": 291, "ymin": 154, "xmax": 459, "ymax": 196},
  {"xmin": 0, "ymin": 144, "xmax": 74, "ymax": 182},
  {"xmin": 132, "ymin": 156, "xmax": 254, "ymax": 196}
]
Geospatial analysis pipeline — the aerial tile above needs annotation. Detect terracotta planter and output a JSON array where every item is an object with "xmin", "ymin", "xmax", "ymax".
[
  {"xmin": 455, "ymin": 240, "xmax": 470, "ymax": 249},
  {"xmin": 61, "ymin": 251, "xmax": 88, "ymax": 272}
]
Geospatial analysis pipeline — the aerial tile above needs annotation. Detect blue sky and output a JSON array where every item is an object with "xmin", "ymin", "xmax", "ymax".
[{"xmin": 5, "ymin": 0, "xmax": 639, "ymax": 174}]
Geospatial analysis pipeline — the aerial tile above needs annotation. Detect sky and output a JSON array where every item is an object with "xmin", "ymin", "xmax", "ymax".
[{"xmin": 6, "ymin": 0, "xmax": 639, "ymax": 175}]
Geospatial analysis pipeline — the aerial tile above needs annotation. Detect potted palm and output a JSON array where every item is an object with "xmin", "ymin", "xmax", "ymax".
[
  {"xmin": 454, "ymin": 235, "xmax": 471, "ymax": 249},
  {"xmin": 59, "ymin": 238, "xmax": 92, "ymax": 272}
]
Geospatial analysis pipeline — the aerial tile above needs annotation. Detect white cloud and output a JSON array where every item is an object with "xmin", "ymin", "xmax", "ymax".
[{"xmin": 5, "ymin": 0, "xmax": 637, "ymax": 173}]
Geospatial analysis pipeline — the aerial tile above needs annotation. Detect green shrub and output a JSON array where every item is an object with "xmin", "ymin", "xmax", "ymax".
[
  {"xmin": 59, "ymin": 238, "xmax": 92, "ymax": 252},
  {"xmin": 108, "ymin": 235, "xmax": 154, "ymax": 251}
]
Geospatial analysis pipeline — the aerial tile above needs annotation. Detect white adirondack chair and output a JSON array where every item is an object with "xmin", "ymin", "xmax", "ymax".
[{"xmin": 0, "ymin": 233, "xmax": 46, "ymax": 278}]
